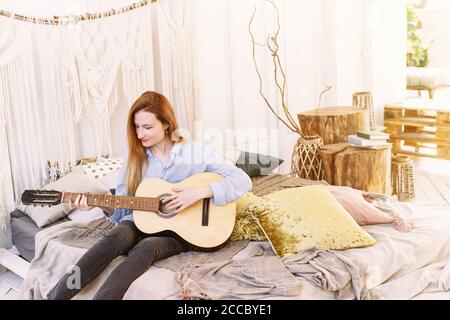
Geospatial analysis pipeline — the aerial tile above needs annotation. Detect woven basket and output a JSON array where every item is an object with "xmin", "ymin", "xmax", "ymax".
[
  {"xmin": 391, "ymin": 155, "xmax": 415, "ymax": 201},
  {"xmin": 290, "ymin": 135, "xmax": 324, "ymax": 181},
  {"xmin": 352, "ymin": 91, "xmax": 376, "ymax": 130}
]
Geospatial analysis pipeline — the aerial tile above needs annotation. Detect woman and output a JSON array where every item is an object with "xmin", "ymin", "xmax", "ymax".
[{"xmin": 47, "ymin": 91, "xmax": 252, "ymax": 300}]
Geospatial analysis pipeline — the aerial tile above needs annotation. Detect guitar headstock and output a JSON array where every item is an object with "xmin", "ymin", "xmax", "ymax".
[{"xmin": 21, "ymin": 190, "xmax": 62, "ymax": 207}]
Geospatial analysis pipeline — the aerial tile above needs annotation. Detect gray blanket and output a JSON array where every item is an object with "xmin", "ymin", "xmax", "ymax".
[
  {"xmin": 283, "ymin": 248, "xmax": 373, "ymax": 300},
  {"xmin": 20, "ymin": 218, "xmax": 249, "ymax": 299},
  {"xmin": 174, "ymin": 244, "xmax": 302, "ymax": 300}
]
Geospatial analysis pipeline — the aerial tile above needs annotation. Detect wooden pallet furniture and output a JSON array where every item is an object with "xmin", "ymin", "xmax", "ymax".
[{"xmin": 384, "ymin": 102, "xmax": 450, "ymax": 160}]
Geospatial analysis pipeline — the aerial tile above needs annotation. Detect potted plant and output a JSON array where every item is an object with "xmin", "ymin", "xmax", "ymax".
[{"xmin": 407, "ymin": 4, "xmax": 434, "ymax": 67}]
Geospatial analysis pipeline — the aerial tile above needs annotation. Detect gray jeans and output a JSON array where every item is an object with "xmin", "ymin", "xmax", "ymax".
[{"xmin": 47, "ymin": 220, "xmax": 190, "ymax": 300}]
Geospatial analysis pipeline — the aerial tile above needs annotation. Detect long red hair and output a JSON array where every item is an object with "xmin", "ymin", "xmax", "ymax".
[{"xmin": 125, "ymin": 91, "xmax": 183, "ymax": 195}]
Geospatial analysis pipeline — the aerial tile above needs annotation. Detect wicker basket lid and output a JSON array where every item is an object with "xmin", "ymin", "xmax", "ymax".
[{"xmin": 393, "ymin": 155, "xmax": 412, "ymax": 163}]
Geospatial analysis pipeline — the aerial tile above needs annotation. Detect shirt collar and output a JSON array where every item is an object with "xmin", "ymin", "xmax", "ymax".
[{"xmin": 146, "ymin": 142, "xmax": 182, "ymax": 159}]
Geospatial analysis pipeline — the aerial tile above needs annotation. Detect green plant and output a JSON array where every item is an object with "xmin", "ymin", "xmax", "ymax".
[{"xmin": 407, "ymin": 4, "xmax": 434, "ymax": 67}]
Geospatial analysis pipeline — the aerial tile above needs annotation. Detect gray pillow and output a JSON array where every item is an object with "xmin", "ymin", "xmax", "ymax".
[
  {"xmin": 235, "ymin": 151, "xmax": 284, "ymax": 177},
  {"xmin": 18, "ymin": 173, "xmax": 111, "ymax": 228}
]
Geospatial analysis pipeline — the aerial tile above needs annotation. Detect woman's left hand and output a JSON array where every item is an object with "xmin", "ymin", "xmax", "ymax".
[{"xmin": 162, "ymin": 186, "xmax": 212, "ymax": 213}]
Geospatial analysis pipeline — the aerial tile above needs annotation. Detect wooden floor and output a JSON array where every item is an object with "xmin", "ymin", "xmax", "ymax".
[
  {"xmin": 1, "ymin": 157, "xmax": 450, "ymax": 300},
  {"xmin": 409, "ymin": 157, "xmax": 450, "ymax": 205}
]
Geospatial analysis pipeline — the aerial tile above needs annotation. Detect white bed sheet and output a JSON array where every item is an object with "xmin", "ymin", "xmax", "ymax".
[
  {"xmin": 24, "ymin": 199, "xmax": 450, "ymax": 300},
  {"xmin": 122, "ymin": 200, "xmax": 450, "ymax": 300}
]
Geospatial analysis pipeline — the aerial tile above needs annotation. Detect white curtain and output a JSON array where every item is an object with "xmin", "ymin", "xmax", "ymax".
[
  {"xmin": 0, "ymin": 93, "xmax": 12, "ymax": 233},
  {"xmin": 155, "ymin": 0, "xmax": 200, "ymax": 140},
  {"xmin": 0, "ymin": 23, "xmax": 50, "ymax": 208}
]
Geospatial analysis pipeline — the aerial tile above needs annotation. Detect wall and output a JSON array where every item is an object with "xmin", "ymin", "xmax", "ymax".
[
  {"xmin": 415, "ymin": 7, "xmax": 450, "ymax": 68},
  {"xmin": 0, "ymin": 0, "xmax": 407, "ymax": 168},
  {"xmin": 195, "ymin": 0, "xmax": 406, "ymax": 173}
]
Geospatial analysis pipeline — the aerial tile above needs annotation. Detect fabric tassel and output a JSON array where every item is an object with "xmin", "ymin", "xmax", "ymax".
[
  {"xmin": 391, "ymin": 212, "xmax": 413, "ymax": 233},
  {"xmin": 364, "ymin": 192, "xmax": 413, "ymax": 232}
]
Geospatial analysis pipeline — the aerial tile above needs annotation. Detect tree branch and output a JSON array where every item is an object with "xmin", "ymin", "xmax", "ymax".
[{"xmin": 248, "ymin": 5, "xmax": 298, "ymax": 133}]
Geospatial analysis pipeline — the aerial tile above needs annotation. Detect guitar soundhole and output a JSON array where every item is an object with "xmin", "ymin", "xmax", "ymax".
[{"xmin": 157, "ymin": 193, "xmax": 177, "ymax": 218}]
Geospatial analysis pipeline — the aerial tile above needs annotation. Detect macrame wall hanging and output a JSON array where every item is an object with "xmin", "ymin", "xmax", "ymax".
[
  {"xmin": 0, "ymin": 0, "xmax": 200, "ymax": 231},
  {"xmin": 0, "ymin": 1, "xmax": 157, "ymax": 216}
]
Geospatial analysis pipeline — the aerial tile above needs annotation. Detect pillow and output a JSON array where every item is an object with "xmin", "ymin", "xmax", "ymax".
[
  {"xmin": 18, "ymin": 173, "xmax": 111, "ymax": 228},
  {"xmin": 67, "ymin": 207, "xmax": 105, "ymax": 223},
  {"xmin": 235, "ymin": 151, "xmax": 284, "ymax": 177},
  {"xmin": 244, "ymin": 185, "xmax": 376, "ymax": 258},
  {"xmin": 327, "ymin": 185, "xmax": 394, "ymax": 225},
  {"xmin": 79, "ymin": 156, "xmax": 123, "ymax": 180},
  {"xmin": 78, "ymin": 156, "xmax": 123, "ymax": 189},
  {"xmin": 327, "ymin": 185, "xmax": 412, "ymax": 232},
  {"xmin": 230, "ymin": 192, "xmax": 266, "ymax": 241}
]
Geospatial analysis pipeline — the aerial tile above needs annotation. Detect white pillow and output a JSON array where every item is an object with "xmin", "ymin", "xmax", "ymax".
[
  {"xmin": 100, "ymin": 170, "xmax": 121, "ymax": 190},
  {"xmin": 18, "ymin": 173, "xmax": 111, "ymax": 227},
  {"xmin": 67, "ymin": 207, "xmax": 105, "ymax": 222}
]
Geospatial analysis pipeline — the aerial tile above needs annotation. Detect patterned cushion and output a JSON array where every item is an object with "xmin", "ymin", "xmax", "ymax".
[
  {"xmin": 407, "ymin": 67, "xmax": 450, "ymax": 88},
  {"xmin": 79, "ymin": 156, "xmax": 123, "ymax": 179},
  {"xmin": 244, "ymin": 185, "xmax": 376, "ymax": 258}
]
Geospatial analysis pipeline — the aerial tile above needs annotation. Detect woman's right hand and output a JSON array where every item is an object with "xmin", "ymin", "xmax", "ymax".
[{"xmin": 68, "ymin": 194, "xmax": 94, "ymax": 211}]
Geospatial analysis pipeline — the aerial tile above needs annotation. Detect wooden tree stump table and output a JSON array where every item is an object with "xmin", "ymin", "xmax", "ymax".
[
  {"xmin": 320, "ymin": 143, "xmax": 392, "ymax": 195},
  {"xmin": 298, "ymin": 106, "xmax": 370, "ymax": 145}
]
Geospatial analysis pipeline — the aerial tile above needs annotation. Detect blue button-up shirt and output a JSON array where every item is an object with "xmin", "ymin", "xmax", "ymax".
[{"xmin": 106, "ymin": 140, "xmax": 252, "ymax": 224}]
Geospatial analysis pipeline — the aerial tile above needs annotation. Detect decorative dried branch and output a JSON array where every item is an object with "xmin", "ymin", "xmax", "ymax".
[
  {"xmin": 248, "ymin": 1, "xmax": 302, "ymax": 136},
  {"xmin": 317, "ymin": 85, "xmax": 332, "ymax": 111}
]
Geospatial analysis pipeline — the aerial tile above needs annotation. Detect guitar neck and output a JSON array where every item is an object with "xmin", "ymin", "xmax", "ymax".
[{"xmin": 62, "ymin": 192, "xmax": 160, "ymax": 212}]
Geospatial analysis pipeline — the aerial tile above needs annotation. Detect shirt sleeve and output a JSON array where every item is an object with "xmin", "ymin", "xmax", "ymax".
[
  {"xmin": 203, "ymin": 145, "xmax": 253, "ymax": 205},
  {"xmin": 105, "ymin": 156, "xmax": 132, "ymax": 224}
]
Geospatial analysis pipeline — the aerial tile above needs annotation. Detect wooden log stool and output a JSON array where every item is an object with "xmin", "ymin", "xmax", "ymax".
[
  {"xmin": 298, "ymin": 106, "xmax": 370, "ymax": 145},
  {"xmin": 320, "ymin": 143, "xmax": 392, "ymax": 195}
]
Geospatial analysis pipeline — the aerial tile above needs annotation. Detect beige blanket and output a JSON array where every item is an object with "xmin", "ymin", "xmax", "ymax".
[{"xmin": 20, "ymin": 219, "xmax": 120, "ymax": 300}]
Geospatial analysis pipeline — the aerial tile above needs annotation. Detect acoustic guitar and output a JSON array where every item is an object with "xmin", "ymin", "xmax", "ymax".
[{"xmin": 21, "ymin": 172, "xmax": 237, "ymax": 249}]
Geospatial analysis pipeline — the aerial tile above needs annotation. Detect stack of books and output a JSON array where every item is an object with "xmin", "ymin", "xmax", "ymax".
[{"xmin": 348, "ymin": 131, "xmax": 390, "ymax": 149}]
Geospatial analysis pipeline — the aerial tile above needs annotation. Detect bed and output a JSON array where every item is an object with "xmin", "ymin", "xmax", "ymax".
[
  {"xmin": 12, "ymin": 174, "xmax": 450, "ymax": 300},
  {"xmin": 10, "ymin": 209, "xmax": 70, "ymax": 262}
]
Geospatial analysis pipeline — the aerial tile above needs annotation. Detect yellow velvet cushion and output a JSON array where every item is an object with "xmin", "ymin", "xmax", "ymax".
[
  {"xmin": 244, "ymin": 185, "xmax": 376, "ymax": 258},
  {"xmin": 230, "ymin": 192, "xmax": 266, "ymax": 241}
]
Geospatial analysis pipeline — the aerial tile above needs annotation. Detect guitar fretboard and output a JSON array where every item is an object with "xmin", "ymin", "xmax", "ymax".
[{"xmin": 62, "ymin": 192, "xmax": 160, "ymax": 212}]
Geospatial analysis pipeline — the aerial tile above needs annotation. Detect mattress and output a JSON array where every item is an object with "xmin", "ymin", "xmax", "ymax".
[{"xmin": 10, "ymin": 209, "xmax": 70, "ymax": 262}]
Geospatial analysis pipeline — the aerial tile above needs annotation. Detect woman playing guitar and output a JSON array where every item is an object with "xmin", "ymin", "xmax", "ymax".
[{"xmin": 47, "ymin": 91, "xmax": 252, "ymax": 300}]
